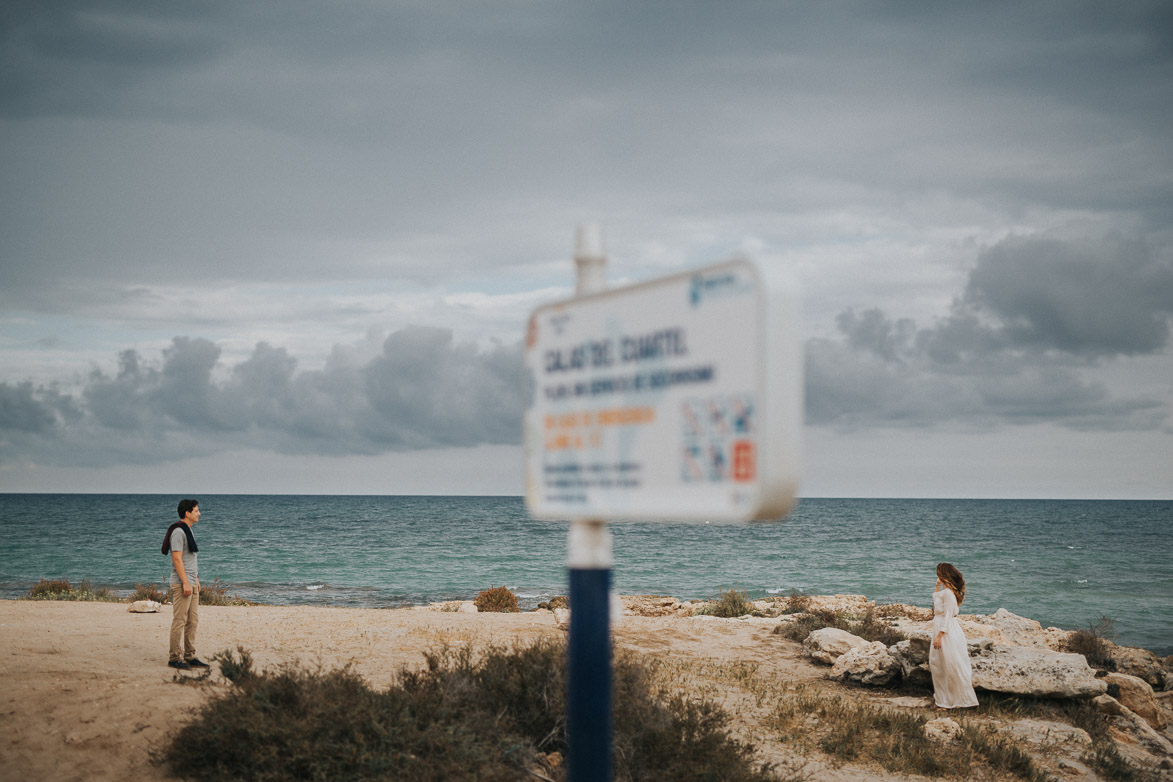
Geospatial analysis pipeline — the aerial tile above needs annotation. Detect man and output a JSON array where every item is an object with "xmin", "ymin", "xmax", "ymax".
[{"xmin": 161, "ymin": 499, "xmax": 209, "ymax": 670}]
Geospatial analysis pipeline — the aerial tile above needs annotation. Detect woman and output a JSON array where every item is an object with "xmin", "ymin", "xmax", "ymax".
[{"xmin": 930, "ymin": 562, "xmax": 979, "ymax": 709}]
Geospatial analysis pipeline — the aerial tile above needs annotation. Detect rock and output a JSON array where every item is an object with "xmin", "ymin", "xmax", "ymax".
[
  {"xmin": 1095, "ymin": 695, "xmax": 1173, "ymax": 759},
  {"xmin": 553, "ymin": 608, "xmax": 571, "ymax": 631},
  {"xmin": 970, "ymin": 643, "xmax": 1107, "ymax": 698},
  {"xmin": 128, "ymin": 600, "xmax": 161, "ymax": 613},
  {"xmin": 889, "ymin": 638, "xmax": 932, "ymax": 686},
  {"xmin": 803, "ymin": 594, "xmax": 875, "ymax": 614},
  {"xmin": 829, "ymin": 641, "xmax": 900, "ymax": 686},
  {"xmin": 457, "ymin": 601, "xmax": 478, "ymax": 614},
  {"xmin": 877, "ymin": 603, "xmax": 932, "ymax": 621},
  {"xmin": 620, "ymin": 595, "xmax": 680, "ymax": 617},
  {"xmin": 803, "ymin": 627, "xmax": 866, "ymax": 665},
  {"xmin": 1004, "ymin": 718, "xmax": 1092, "ymax": 750},
  {"xmin": 1103, "ymin": 673, "xmax": 1166, "ymax": 730},
  {"xmin": 923, "ymin": 717, "xmax": 962, "ymax": 743},
  {"xmin": 1108, "ymin": 645, "xmax": 1172, "ymax": 691}
]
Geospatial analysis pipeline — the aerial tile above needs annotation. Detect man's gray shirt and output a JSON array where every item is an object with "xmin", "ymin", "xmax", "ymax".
[{"xmin": 168, "ymin": 527, "xmax": 199, "ymax": 585}]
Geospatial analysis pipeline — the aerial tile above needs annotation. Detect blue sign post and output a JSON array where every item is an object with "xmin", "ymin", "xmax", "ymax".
[{"xmin": 565, "ymin": 224, "xmax": 612, "ymax": 782}]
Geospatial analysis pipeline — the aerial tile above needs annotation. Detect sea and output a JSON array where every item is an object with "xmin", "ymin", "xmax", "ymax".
[{"xmin": 1, "ymin": 495, "xmax": 1169, "ymax": 655}]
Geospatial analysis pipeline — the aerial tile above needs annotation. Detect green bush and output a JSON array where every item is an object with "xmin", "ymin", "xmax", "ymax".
[
  {"xmin": 165, "ymin": 638, "xmax": 777, "ymax": 782},
  {"xmin": 474, "ymin": 585, "xmax": 520, "ymax": 613}
]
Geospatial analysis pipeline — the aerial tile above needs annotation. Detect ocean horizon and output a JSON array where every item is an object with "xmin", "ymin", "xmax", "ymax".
[{"xmin": 1, "ymin": 494, "xmax": 1169, "ymax": 655}]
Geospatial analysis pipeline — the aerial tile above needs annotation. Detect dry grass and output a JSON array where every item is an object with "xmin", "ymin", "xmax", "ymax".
[{"xmin": 770, "ymin": 688, "xmax": 1050, "ymax": 781}]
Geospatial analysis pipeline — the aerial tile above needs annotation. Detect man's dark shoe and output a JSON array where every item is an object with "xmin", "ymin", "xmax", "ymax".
[
  {"xmin": 168, "ymin": 660, "xmax": 192, "ymax": 670},
  {"xmin": 185, "ymin": 658, "xmax": 210, "ymax": 668}
]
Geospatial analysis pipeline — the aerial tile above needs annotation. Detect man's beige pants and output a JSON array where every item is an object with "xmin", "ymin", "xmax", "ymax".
[{"xmin": 169, "ymin": 584, "xmax": 200, "ymax": 662}]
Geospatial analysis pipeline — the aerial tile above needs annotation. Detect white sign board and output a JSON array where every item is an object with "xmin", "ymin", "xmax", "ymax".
[{"xmin": 524, "ymin": 259, "xmax": 801, "ymax": 521}]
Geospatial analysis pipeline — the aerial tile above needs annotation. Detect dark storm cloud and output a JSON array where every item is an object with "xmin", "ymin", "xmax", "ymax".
[
  {"xmin": 965, "ymin": 235, "xmax": 1173, "ymax": 356},
  {"xmin": 1, "ymin": 327, "xmax": 523, "ymax": 466},
  {"xmin": 2, "ymin": 0, "xmax": 1172, "ymax": 301},
  {"xmin": 808, "ymin": 233, "xmax": 1173, "ymax": 430}
]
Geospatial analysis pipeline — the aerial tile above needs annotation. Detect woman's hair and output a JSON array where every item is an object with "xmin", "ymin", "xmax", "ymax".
[{"xmin": 936, "ymin": 562, "xmax": 966, "ymax": 606}]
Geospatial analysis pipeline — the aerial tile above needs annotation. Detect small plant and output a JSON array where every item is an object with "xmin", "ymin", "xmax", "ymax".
[
  {"xmin": 213, "ymin": 646, "xmax": 256, "ymax": 685},
  {"xmin": 474, "ymin": 585, "xmax": 519, "ymax": 613},
  {"xmin": 704, "ymin": 588, "xmax": 755, "ymax": 618},
  {"xmin": 198, "ymin": 578, "xmax": 259, "ymax": 607},
  {"xmin": 1066, "ymin": 615, "xmax": 1117, "ymax": 670},
  {"xmin": 130, "ymin": 583, "xmax": 169, "ymax": 603},
  {"xmin": 25, "ymin": 578, "xmax": 121, "ymax": 602},
  {"xmin": 783, "ymin": 589, "xmax": 812, "ymax": 614}
]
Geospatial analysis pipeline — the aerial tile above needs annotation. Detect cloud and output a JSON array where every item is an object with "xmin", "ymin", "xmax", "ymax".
[
  {"xmin": 807, "ymin": 232, "xmax": 1173, "ymax": 431},
  {"xmin": 1, "ymin": 327, "xmax": 523, "ymax": 467},
  {"xmin": 964, "ymin": 234, "xmax": 1173, "ymax": 355}
]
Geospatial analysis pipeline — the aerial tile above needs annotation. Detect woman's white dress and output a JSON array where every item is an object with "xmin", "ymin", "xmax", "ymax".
[{"xmin": 929, "ymin": 587, "xmax": 979, "ymax": 708}]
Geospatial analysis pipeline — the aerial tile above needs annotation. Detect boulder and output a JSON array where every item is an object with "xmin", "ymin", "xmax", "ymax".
[
  {"xmin": 128, "ymin": 600, "xmax": 161, "ymax": 613},
  {"xmin": 1108, "ymin": 645, "xmax": 1172, "ymax": 691},
  {"xmin": 803, "ymin": 627, "xmax": 866, "ymax": 665},
  {"xmin": 1094, "ymin": 695, "xmax": 1173, "ymax": 759},
  {"xmin": 1103, "ymin": 672, "xmax": 1166, "ymax": 730},
  {"xmin": 829, "ymin": 641, "xmax": 900, "ymax": 686},
  {"xmin": 553, "ymin": 608, "xmax": 571, "ymax": 631},
  {"xmin": 457, "ymin": 601, "xmax": 478, "ymax": 614},
  {"xmin": 889, "ymin": 638, "xmax": 932, "ymax": 686},
  {"xmin": 923, "ymin": 717, "xmax": 962, "ymax": 743},
  {"xmin": 970, "ymin": 643, "xmax": 1107, "ymax": 698}
]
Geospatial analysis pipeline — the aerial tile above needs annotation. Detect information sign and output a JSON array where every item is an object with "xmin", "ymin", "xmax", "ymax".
[{"xmin": 524, "ymin": 259, "xmax": 801, "ymax": 521}]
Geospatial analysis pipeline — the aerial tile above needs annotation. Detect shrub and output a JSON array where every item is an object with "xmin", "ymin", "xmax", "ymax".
[
  {"xmin": 783, "ymin": 589, "xmax": 812, "ymax": 614},
  {"xmin": 774, "ymin": 606, "xmax": 906, "ymax": 646},
  {"xmin": 25, "ymin": 578, "xmax": 121, "ymax": 603},
  {"xmin": 130, "ymin": 583, "xmax": 169, "ymax": 603},
  {"xmin": 474, "ymin": 585, "xmax": 519, "ymax": 613},
  {"xmin": 213, "ymin": 646, "xmax": 256, "ymax": 685},
  {"xmin": 166, "ymin": 638, "xmax": 777, "ymax": 782},
  {"xmin": 198, "ymin": 578, "xmax": 259, "ymax": 607},
  {"xmin": 704, "ymin": 588, "xmax": 755, "ymax": 618},
  {"xmin": 1066, "ymin": 615, "xmax": 1117, "ymax": 670},
  {"xmin": 28, "ymin": 579, "xmax": 73, "ymax": 598}
]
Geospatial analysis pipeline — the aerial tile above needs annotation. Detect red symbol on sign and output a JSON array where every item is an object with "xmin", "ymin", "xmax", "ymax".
[{"xmin": 733, "ymin": 441, "xmax": 755, "ymax": 482}]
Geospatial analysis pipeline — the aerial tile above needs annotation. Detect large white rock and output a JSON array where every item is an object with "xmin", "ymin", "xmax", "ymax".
[
  {"xmin": 829, "ymin": 641, "xmax": 900, "ymax": 686},
  {"xmin": 970, "ymin": 643, "xmax": 1107, "ymax": 698},
  {"xmin": 803, "ymin": 627, "xmax": 866, "ymax": 665},
  {"xmin": 457, "ymin": 601, "xmax": 478, "ymax": 614},
  {"xmin": 128, "ymin": 600, "xmax": 161, "ymax": 613},
  {"xmin": 553, "ymin": 608, "xmax": 571, "ymax": 631}
]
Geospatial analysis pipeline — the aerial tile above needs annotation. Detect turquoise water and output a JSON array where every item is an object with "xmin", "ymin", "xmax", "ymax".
[{"xmin": 1, "ymin": 495, "xmax": 1169, "ymax": 654}]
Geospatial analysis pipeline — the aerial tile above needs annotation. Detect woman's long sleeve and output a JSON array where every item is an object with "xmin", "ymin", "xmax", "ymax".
[{"xmin": 933, "ymin": 590, "xmax": 956, "ymax": 635}]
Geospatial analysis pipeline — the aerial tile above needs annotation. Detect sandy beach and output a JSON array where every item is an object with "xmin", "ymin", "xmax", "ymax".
[{"xmin": 1, "ymin": 599, "xmax": 1168, "ymax": 782}]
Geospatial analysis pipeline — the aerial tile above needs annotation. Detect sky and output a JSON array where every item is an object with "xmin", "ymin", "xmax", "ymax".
[{"xmin": 1, "ymin": 1, "xmax": 1171, "ymax": 499}]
